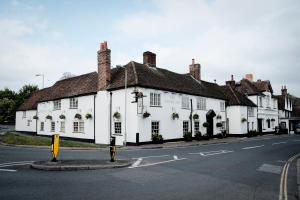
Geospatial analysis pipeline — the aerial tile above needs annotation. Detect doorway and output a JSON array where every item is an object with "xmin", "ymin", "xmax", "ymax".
[
  {"xmin": 206, "ymin": 110, "xmax": 216, "ymax": 137},
  {"xmin": 257, "ymin": 119, "xmax": 263, "ymax": 133}
]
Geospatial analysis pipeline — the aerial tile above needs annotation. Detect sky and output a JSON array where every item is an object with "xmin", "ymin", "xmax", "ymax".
[{"xmin": 0, "ymin": 0, "xmax": 299, "ymax": 96}]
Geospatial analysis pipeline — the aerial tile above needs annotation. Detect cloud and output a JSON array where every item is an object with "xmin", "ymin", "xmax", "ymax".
[{"xmin": 116, "ymin": 0, "xmax": 300, "ymax": 95}]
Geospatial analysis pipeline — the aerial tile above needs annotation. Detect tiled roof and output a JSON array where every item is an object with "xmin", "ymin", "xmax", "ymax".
[
  {"xmin": 17, "ymin": 87, "xmax": 51, "ymax": 111},
  {"xmin": 235, "ymin": 79, "xmax": 272, "ymax": 95},
  {"xmin": 108, "ymin": 61, "xmax": 226, "ymax": 100},
  {"xmin": 220, "ymin": 85, "xmax": 257, "ymax": 107}
]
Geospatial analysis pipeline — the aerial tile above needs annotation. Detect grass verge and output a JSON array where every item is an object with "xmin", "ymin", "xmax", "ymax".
[{"xmin": 0, "ymin": 132, "xmax": 108, "ymax": 148}]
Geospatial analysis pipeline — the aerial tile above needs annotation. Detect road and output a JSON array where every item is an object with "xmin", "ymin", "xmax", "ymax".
[{"xmin": 0, "ymin": 135, "xmax": 300, "ymax": 200}]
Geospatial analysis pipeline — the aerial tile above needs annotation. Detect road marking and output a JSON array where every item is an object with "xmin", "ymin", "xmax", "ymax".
[
  {"xmin": 272, "ymin": 142, "xmax": 287, "ymax": 145},
  {"xmin": 173, "ymin": 155, "xmax": 178, "ymax": 160},
  {"xmin": 257, "ymin": 164, "xmax": 282, "ymax": 174},
  {"xmin": 0, "ymin": 169, "xmax": 17, "ymax": 172},
  {"xmin": 129, "ymin": 158, "xmax": 187, "ymax": 169},
  {"xmin": 242, "ymin": 145, "xmax": 264, "ymax": 150},
  {"xmin": 279, "ymin": 153, "xmax": 300, "ymax": 200},
  {"xmin": 0, "ymin": 161, "xmax": 34, "ymax": 168},
  {"xmin": 132, "ymin": 155, "xmax": 169, "ymax": 159},
  {"xmin": 189, "ymin": 150, "xmax": 233, "ymax": 156},
  {"xmin": 130, "ymin": 158, "xmax": 143, "ymax": 168}
]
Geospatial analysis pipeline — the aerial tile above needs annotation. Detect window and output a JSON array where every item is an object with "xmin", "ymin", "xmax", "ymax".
[
  {"xmin": 114, "ymin": 122, "xmax": 122, "ymax": 135},
  {"xmin": 273, "ymin": 99, "xmax": 277, "ymax": 109},
  {"xmin": 259, "ymin": 96, "xmax": 263, "ymax": 107},
  {"xmin": 40, "ymin": 122, "xmax": 44, "ymax": 131},
  {"xmin": 51, "ymin": 122, "xmax": 55, "ymax": 132},
  {"xmin": 248, "ymin": 107, "xmax": 254, "ymax": 117},
  {"xmin": 60, "ymin": 121, "xmax": 65, "ymax": 133},
  {"xmin": 221, "ymin": 121, "xmax": 226, "ymax": 130},
  {"xmin": 70, "ymin": 98, "xmax": 78, "ymax": 109},
  {"xmin": 151, "ymin": 121, "xmax": 159, "ymax": 134},
  {"xmin": 183, "ymin": 121, "xmax": 189, "ymax": 134},
  {"xmin": 266, "ymin": 96, "xmax": 270, "ymax": 108},
  {"xmin": 220, "ymin": 102, "xmax": 225, "ymax": 111},
  {"xmin": 150, "ymin": 93, "xmax": 161, "ymax": 106},
  {"xmin": 27, "ymin": 120, "xmax": 31, "ymax": 126},
  {"xmin": 74, "ymin": 121, "xmax": 84, "ymax": 133},
  {"xmin": 53, "ymin": 100, "xmax": 61, "ymax": 110},
  {"xmin": 194, "ymin": 121, "xmax": 199, "ymax": 133},
  {"xmin": 182, "ymin": 96, "xmax": 189, "ymax": 109},
  {"xmin": 22, "ymin": 111, "xmax": 26, "ymax": 118},
  {"xmin": 197, "ymin": 97, "xmax": 206, "ymax": 110},
  {"xmin": 271, "ymin": 120, "xmax": 274, "ymax": 128}
]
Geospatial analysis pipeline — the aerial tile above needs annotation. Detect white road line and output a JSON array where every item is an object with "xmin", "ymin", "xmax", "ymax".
[
  {"xmin": 173, "ymin": 155, "xmax": 178, "ymax": 160},
  {"xmin": 272, "ymin": 142, "xmax": 287, "ymax": 145},
  {"xmin": 132, "ymin": 155, "xmax": 169, "ymax": 159},
  {"xmin": 0, "ymin": 161, "xmax": 34, "ymax": 168},
  {"xmin": 129, "ymin": 158, "xmax": 187, "ymax": 169},
  {"xmin": 0, "ymin": 161, "xmax": 34, "ymax": 167},
  {"xmin": 130, "ymin": 158, "xmax": 143, "ymax": 168},
  {"xmin": 242, "ymin": 145, "xmax": 264, "ymax": 150},
  {"xmin": 0, "ymin": 169, "xmax": 17, "ymax": 172},
  {"xmin": 189, "ymin": 150, "xmax": 233, "ymax": 156}
]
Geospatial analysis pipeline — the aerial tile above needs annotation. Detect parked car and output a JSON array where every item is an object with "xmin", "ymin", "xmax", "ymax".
[{"xmin": 295, "ymin": 123, "xmax": 300, "ymax": 134}]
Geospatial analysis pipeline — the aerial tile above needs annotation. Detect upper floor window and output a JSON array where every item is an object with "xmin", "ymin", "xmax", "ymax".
[
  {"xmin": 273, "ymin": 99, "xmax": 277, "ymax": 109},
  {"xmin": 266, "ymin": 96, "xmax": 270, "ymax": 108},
  {"xmin": 182, "ymin": 96, "xmax": 189, "ymax": 109},
  {"xmin": 220, "ymin": 102, "xmax": 225, "ymax": 112},
  {"xmin": 197, "ymin": 97, "xmax": 206, "ymax": 110},
  {"xmin": 259, "ymin": 96, "xmax": 263, "ymax": 107},
  {"xmin": 53, "ymin": 100, "xmax": 61, "ymax": 110},
  {"xmin": 22, "ymin": 111, "xmax": 26, "ymax": 118},
  {"xmin": 248, "ymin": 107, "xmax": 255, "ymax": 117},
  {"xmin": 70, "ymin": 98, "xmax": 78, "ymax": 109},
  {"xmin": 150, "ymin": 93, "xmax": 161, "ymax": 107}
]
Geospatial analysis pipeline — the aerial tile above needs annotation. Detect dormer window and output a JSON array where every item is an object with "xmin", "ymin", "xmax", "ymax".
[
  {"xmin": 70, "ymin": 98, "xmax": 78, "ymax": 109},
  {"xmin": 259, "ymin": 96, "xmax": 263, "ymax": 107},
  {"xmin": 182, "ymin": 96, "xmax": 189, "ymax": 109}
]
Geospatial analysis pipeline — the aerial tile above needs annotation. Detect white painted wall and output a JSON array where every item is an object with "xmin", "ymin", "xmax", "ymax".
[
  {"xmin": 15, "ymin": 110, "xmax": 37, "ymax": 132},
  {"xmin": 37, "ymin": 95, "xmax": 95, "ymax": 140}
]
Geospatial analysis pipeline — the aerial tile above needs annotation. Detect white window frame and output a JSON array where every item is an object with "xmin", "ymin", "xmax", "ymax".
[
  {"xmin": 194, "ymin": 121, "xmax": 199, "ymax": 133},
  {"xmin": 22, "ymin": 111, "xmax": 26, "ymax": 118},
  {"xmin": 182, "ymin": 96, "xmax": 189, "ymax": 109},
  {"xmin": 197, "ymin": 97, "xmax": 206, "ymax": 110},
  {"xmin": 60, "ymin": 121, "xmax": 65, "ymax": 133},
  {"xmin": 40, "ymin": 122, "xmax": 44, "ymax": 131},
  {"xmin": 114, "ymin": 122, "xmax": 122, "ymax": 135},
  {"xmin": 248, "ymin": 107, "xmax": 254, "ymax": 117},
  {"xmin": 151, "ymin": 121, "xmax": 160, "ymax": 134},
  {"xmin": 183, "ymin": 121, "xmax": 189, "ymax": 134},
  {"xmin": 53, "ymin": 100, "xmax": 61, "ymax": 110},
  {"xmin": 220, "ymin": 102, "xmax": 225, "ymax": 112},
  {"xmin": 70, "ymin": 98, "xmax": 78, "ymax": 109},
  {"xmin": 73, "ymin": 121, "xmax": 84, "ymax": 133},
  {"xmin": 51, "ymin": 121, "xmax": 55, "ymax": 132},
  {"xmin": 150, "ymin": 93, "xmax": 161, "ymax": 107}
]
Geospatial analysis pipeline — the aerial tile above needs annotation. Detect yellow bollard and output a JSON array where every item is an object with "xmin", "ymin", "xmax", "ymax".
[
  {"xmin": 110, "ymin": 136, "xmax": 116, "ymax": 162},
  {"xmin": 51, "ymin": 134, "xmax": 60, "ymax": 162}
]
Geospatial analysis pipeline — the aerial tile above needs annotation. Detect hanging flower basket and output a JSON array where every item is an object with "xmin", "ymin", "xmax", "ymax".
[
  {"xmin": 216, "ymin": 122, "xmax": 223, "ymax": 128},
  {"xmin": 216, "ymin": 115, "xmax": 222, "ymax": 119},
  {"xmin": 85, "ymin": 113, "xmax": 92, "ymax": 119},
  {"xmin": 271, "ymin": 118, "xmax": 275, "ymax": 122},
  {"xmin": 46, "ymin": 115, "xmax": 52, "ymax": 120},
  {"xmin": 193, "ymin": 113, "xmax": 199, "ymax": 120},
  {"xmin": 113, "ymin": 112, "xmax": 121, "ymax": 119},
  {"xmin": 172, "ymin": 112, "xmax": 179, "ymax": 120},
  {"xmin": 59, "ymin": 114, "xmax": 66, "ymax": 119},
  {"xmin": 203, "ymin": 122, "xmax": 209, "ymax": 127},
  {"xmin": 33, "ymin": 115, "xmax": 38, "ymax": 120},
  {"xmin": 241, "ymin": 118, "xmax": 247, "ymax": 123},
  {"xmin": 143, "ymin": 111, "xmax": 151, "ymax": 118},
  {"xmin": 74, "ymin": 113, "xmax": 82, "ymax": 120}
]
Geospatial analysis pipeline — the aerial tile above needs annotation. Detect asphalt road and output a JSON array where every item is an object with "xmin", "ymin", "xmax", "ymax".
[{"xmin": 1, "ymin": 135, "xmax": 300, "ymax": 200}]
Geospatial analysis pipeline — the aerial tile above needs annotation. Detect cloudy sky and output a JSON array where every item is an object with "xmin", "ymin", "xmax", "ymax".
[{"xmin": 0, "ymin": 0, "xmax": 299, "ymax": 96}]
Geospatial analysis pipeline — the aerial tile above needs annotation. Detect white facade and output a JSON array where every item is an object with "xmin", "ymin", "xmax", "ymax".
[
  {"xmin": 15, "ymin": 110, "xmax": 37, "ymax": 132},
  {"xmin": 36, "ymin": 95, "xmax": 95, "ymax": 140},
  {"xmin": 226, "ymin": 106, "xmax": 257, "ymax": 135}
]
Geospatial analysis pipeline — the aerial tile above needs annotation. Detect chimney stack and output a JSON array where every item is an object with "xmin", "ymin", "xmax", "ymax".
[
  {"xmin": 97, "ymin": 41, "xmax": 111, "ymax": 90},
  {"xmin": 143, "ymin": 51, "xmax": 156, "ymax": 67},
  {"xmin": 189, "ymin": 59, "xmax": 201, "ymax": 81},
  {"xmin": 245, "ymin": 74, "xmax": 253, "ymax": 82},
  {"xmin": 226, "ymin": 75, "xmax": 236, "ymax": 88},
  {"xmin": 281, "ymin": 85, "xmax": 287, "ymax": 96}
]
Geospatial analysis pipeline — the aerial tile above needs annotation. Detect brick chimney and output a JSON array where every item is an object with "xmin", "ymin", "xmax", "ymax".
[
  {"xmin": 245, "ymin": 74, "xmax": 253, "ymax": 82},
  {"xmin": 226, "ymin": 75, "xmax": 236, "ymax": 88},
  {"xmin": 281, "ymin": 85, "xmax": 287, "ymax": 96},
  {"xmin": 97, "ymin": 41, "xmax": 111, "ymax": 90},
  {"xmin": 189, "ymin": 59, "xmax": 201, "ymax": 81},
  {"xmin": 143, "ymin": 51, "xmax": 156, "ymax": 67}
]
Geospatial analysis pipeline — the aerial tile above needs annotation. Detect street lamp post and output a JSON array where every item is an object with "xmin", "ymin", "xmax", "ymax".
[{"xmin": 35, "ymin": 74, "xmax": 44, "ymax": 89}]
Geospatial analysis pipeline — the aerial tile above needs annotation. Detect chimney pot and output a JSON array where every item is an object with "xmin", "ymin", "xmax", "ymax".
[
  {"xmin": 143, "ymin": 51, "xmax": 156, "ymax": 67},
  {"xmin": 245, "ymin": 74, "xmax": 253, "ymax": 82},
  {"xmin": 231, "ymin": 75, "xmax": 234, "ymax": 81}
]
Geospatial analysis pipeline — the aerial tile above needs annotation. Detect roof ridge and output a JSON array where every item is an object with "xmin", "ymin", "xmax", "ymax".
[
  {"xmin": 55, "ymin": 71, "xmax": 97, "ymax": 83},
  {"xmin": 131, "ymin": 61, "xmax": 138, "ymax": 84}
]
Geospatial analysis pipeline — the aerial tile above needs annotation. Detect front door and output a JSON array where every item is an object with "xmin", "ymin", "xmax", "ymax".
[
  {"xmin": 258, "ymin": 119, "xmax": 263, "ymax": 133},
  {"xmin": 206, "ymin": 110, "xmax": 216, "ymax": 137}
]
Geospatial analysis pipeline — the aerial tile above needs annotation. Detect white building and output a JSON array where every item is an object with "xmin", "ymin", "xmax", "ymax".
[{"xmin": 16, "ymin": 42, "xmax": 227, "ymax": 145}]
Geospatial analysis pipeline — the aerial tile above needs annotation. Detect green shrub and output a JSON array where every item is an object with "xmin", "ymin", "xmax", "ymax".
[
  {"xmin": 151, "ymin": 133, "xmax": 163, "ymax": 143},
  {"xmin": 194, "ymin": 131, "xmax": 202, "ymax": 141},
  {"xmin": 183, "ymin": 132, "xmax": 193, "ymax": 141}
]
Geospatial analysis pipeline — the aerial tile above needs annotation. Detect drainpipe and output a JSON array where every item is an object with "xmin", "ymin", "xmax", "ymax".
[
  {"xmin": 93, "ymin": 94, "xmax": 96, "ymax": 142},
  {"xmin": 109, "ymin": 92, "xmax": 112, "ymax": 140},
  {"xmin": 190, "ymin": 99, "xmax": 193, "ymax": 135}
]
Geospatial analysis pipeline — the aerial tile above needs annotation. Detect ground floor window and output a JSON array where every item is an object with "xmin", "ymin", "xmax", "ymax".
[
  {"xmin": 151, "ymin": 121, "xmax": 159, "ymax": 134},
  {"xmin": 40, "ymin": 122, "xmax": 44, "ymax": 131},
  {"xmin": 114, "ymin": 122, "xmax": 122, "ymax": 135},
  {"xmin": 60, "ymin": 121, "xmax": 65, "ymax": 133},
  {"xmin": 51, "ymin": 121, "xmax": 55, "ymax": 132},
  {"xmin": 221, "ymin": 121, "xmax": 226, "ymax": 130},
  {"xmin": 73, "ymin": 121, "xmax": 84, "ymax": 133},
  {"xmin": 183, "ymin": 121, "xmax": 189, "ymax": 134},
  {"xmin": 27, "ymin": 120, "xmax": 31, "ymax": 126},
  {"xmin": 194, "ymin": 121, "xmax": 199, "ymax": 133}
]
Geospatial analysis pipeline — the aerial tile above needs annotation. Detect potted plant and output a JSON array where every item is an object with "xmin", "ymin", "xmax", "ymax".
[
  {"xmin": 216, "ymin": 115, "xmax": 222, "ymax": 119},
  {"xmin": 172, "ymin": 112, "xmax": 179, "ymax": 120},
  {"xmin": 59, "ymin": 114, "xmax": 66, "ymax": 119},
  {"xmin": 75, "ymin": 113, "xmax": 82, "ymax": 120},
  {"xmin": 85, "ymin": 113, "xmax": 92, "ymax": 119},
  {"xmin": 183, "ymin": 132, "xmax": 193, "ymax": 141},
  {"xmin": 193, "ymin": 113, "xmax": 199, "ymax": 120},
  {"xmin": 241, "ymin": 118, "xmax": 247, "ymax": 123},
  {"xmin": 33, "ymin": 115, "xmax": 38, "ymax": 120},
  {"xmin": 143, "ymin": 111, "xmax": 151, "ymax": 118},
  {"xmin": 113, "ymin": 112, "xmax": 121, "ymax": 119},
  {"xmin": 216, "ymin": 122, "xmax": 223, "ymax": 128},
  {"xmin": 151, "ymin": 133, "xmax": 164, "ymax": 144},
  {"xmin": 46, "ymin": 115, "xmax": 52, "ymax": 120},
  {"xmin": 203, "ymin": 122, "xmax": 209, "ymax": 128}
]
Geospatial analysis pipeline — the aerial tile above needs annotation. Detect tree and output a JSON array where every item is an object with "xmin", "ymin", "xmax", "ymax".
[{"xmin": 60, "ymin": 72, "xmax": 76, "ymax": 80}]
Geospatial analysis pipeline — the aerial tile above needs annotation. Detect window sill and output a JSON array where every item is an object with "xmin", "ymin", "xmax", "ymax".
[
  {"xmin": 113, "ymin": 134, "xmax": 123, "ymax": 136},
  {"xmin": 69, "ymin": 107, "xmax": 78, "ymax": 109},
  {"xmin": 73, "ymin": 132, "xmax": 84, "ymax": 133},
  {"xmin": 150, "ymin": 105, "xmax": 162, "ymax": 108},
  {"xmin": 182, "ymin": 108, "xmax": 190, "ymax": 110}
]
